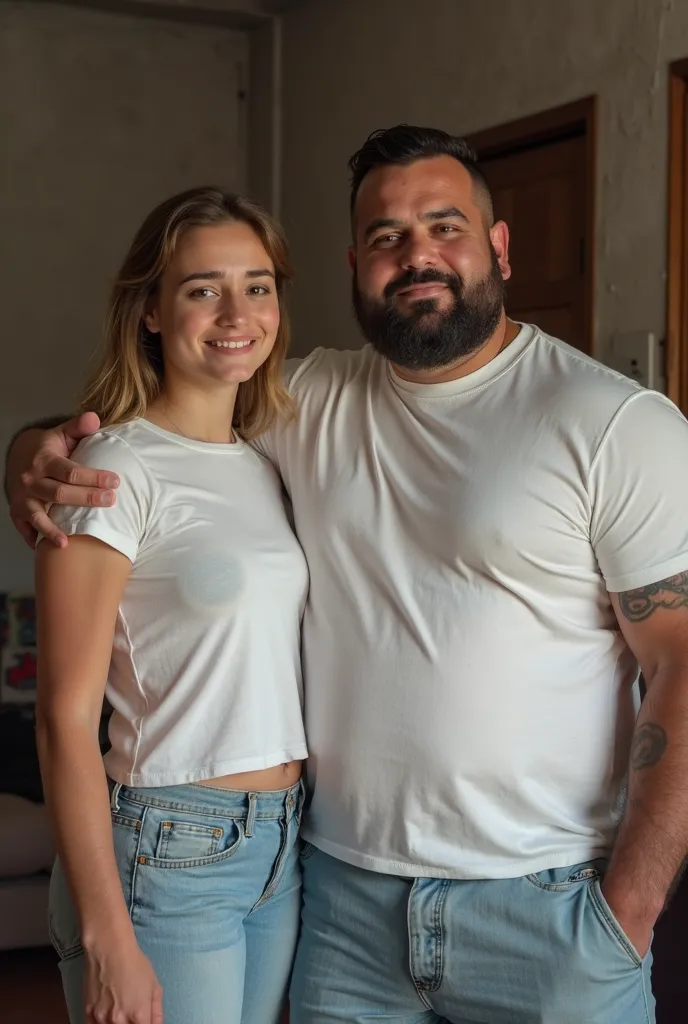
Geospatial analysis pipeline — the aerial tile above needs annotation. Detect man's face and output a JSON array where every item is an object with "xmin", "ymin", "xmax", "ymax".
[{"xmin": 350, "ymin": 155, "xmax": 511, "ymax": 372}]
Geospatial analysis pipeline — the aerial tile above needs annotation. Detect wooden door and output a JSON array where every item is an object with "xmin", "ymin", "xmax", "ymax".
[
  {"xmin": 660, "ymin": 64, "xmax": 688, "ymax": 1022},
  {"xmin": 667, "ymin": 59, "xmax": 688, "ymax": 414},
  {"xmin": 482, "ymin": 136, "xmax": 588, "ymax": 349},
  {"xmin": 468, "ymin": 99, "xmax": 596, "ymax": 354}
]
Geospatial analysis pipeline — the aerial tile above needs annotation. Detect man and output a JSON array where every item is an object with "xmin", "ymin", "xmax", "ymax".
[{"xmin": 8, "ymin": 125, "xmax": 688, "ymax": 1023}]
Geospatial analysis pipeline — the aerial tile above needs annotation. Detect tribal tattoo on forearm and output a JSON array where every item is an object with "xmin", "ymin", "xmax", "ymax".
[{"xmin": 619, "ymin": 572, "xmax": 688, "ymax": 622}]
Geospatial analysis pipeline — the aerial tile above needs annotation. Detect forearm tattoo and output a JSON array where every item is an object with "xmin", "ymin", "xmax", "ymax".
[
  {"xmin": 630, "ymin": 722, "xmax": 668, "ymax": 771},
  {"xmin": 619, "ymin": 572, "xmax": 688, "ymax": 622}
]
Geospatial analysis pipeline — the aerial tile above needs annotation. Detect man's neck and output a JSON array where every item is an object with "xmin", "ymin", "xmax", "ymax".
[{"xmin": 392, "ymin": 314, "xmax": 520, "ymax": 386}]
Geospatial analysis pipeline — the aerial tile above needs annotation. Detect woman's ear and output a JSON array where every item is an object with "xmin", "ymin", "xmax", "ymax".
[{"xmin": 143, "ymin": 299, "xmax": 161, "ymax": 335}]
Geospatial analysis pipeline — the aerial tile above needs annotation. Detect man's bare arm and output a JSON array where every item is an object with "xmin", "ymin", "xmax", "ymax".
[
  {"xmin": 604, "ymin": 572, "xmax": 688, "ymax": 956},
  {"xmin": 4, "ymin": 416, "xmax": 71, "ymax": 502},
  {"xmin": 4, "ymin": 412, "xmax": 117, "ymax": 548}
]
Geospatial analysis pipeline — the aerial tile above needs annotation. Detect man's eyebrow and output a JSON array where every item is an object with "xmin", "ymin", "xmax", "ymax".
[
  {"xmin": 363, "ymin": 218, "xmax": 403, "ymax": 243},
  {"xmin": 421, "ymin": 206, "xmax": 469, "ymax": 224},
  {"xmin": 363, "ymin": 207, "xmax": 469, "ymax": 243}
]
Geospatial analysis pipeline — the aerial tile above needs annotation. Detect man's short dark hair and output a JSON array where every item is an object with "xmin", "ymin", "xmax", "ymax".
[{"xmin": 348, "ymin": 124, "xmax": 493, "ymax": 224}]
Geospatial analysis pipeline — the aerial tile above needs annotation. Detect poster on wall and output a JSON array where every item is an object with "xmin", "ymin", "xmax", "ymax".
[{"xmin": 0, "ymin": 594, "xmax": 37, "ymax": 704}]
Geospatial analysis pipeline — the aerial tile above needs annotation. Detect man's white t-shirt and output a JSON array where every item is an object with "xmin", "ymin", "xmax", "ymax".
[
  {"xmin": 48, "ymin": 419, "xmax": 309, "ymax": 787},
  {"xmin": 256, "ymin": 324, "xmax": 688, "ymax": 879}
]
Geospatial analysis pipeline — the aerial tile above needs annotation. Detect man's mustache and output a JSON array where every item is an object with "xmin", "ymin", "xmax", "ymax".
[{"xmin": 384, "ymin": 268, "xmax": 461, "ymax": 301}]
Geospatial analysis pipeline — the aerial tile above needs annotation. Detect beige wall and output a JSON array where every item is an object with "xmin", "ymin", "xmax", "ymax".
[
  {"xmin": 1, "ymin": 2, "xmax": 247, "ymax": 589},
  {"xmin": 279, "ymin": 0, "xmax": 683, "ymax": 362}
]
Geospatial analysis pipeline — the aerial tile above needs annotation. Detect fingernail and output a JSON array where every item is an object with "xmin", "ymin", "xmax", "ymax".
[
  {"xmin": 100, "ymin": 492, "xmax": 114, "ymax": 506},
  {"xmin": 105, "ymin": 474, "xmax": 119, "ymax": 488}
]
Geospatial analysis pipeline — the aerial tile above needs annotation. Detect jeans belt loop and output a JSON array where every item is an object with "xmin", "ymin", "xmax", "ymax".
[
  {"xmin": 245, "ymin": 792, "xmax": 258, "ymax": 838},
  {"xmin": 109, "ymin": 781, "xmax": 122, "ymax": 813}
]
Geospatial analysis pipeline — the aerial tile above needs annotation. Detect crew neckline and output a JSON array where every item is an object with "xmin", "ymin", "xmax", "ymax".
[
  {"xmin": 387, "ymin": 323, "xmax": 536, "ymax": 398},
  {"xmin": 134, "ymin": 418, "xmax": 246, "ymax": 454}
]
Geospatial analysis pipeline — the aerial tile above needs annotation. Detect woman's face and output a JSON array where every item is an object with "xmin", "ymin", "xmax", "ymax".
[{"xmin": 145, "ymin": 221, "xmax": 280, "ymax": 389}]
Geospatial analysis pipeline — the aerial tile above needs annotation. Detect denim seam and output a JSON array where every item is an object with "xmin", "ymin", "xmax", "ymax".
[
  {"xmin": 112, "ymin": 812, "xmax": 142, "ymax": 830},
  {"xmin": 524, "ymin": 873, "xmax": 581, "ymax": 893},
  {"xmin": 589, "ymin": 879, "xmax": 643, "ymax": 968},
  {"xmin": 406, "ymin": 879, "xmax": 433, "ymax": 1010},
  {"xmin": 129, "ymin": 806, "xmax": 147, "ymax": 920},
  {"xmin": 251, "ymin": 817, "xmax": 290, "ymax": 911},
  {"xmin": 640, "ymin": 959, "xmax": 653, "ymax": 1024},
  {"xmin": 430, "ymin": 881, "xmax": 450, "ymax": 992},
  {"xmin": 48, "ymin": 912, "xmax": 82, "ymax": 961}
]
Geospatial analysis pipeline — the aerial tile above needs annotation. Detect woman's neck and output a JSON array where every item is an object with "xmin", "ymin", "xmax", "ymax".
[{"xmin": 147, "ymin": 381, "xmax": 239, "ymax": 444}]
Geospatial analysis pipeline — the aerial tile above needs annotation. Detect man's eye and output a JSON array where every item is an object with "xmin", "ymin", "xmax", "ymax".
[{"xmin": 374, "ymin": 234, "xmax": 401, "ymax": 247}]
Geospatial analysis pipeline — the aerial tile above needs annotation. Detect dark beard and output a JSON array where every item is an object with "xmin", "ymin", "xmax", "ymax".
[{"xmin": 352, "ymin": 247, "xmax": 505, "ymax": 372}]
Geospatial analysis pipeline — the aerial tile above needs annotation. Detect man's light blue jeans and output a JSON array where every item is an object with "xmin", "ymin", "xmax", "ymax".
[
  {"xmin": 49, "ymin": 781, "xmax": 303, "ymax": 1024},
  {"xmin": 290, "ymin": 845, "xmax": 655, "ymax": 1024}
]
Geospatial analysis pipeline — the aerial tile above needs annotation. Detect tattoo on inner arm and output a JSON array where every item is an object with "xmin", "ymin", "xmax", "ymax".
[
  {"xmin": 630, "ymin": 722, "xmax": 668, "ymax": 771},
  {"xmin": 619, "ymin": 572, "xmax": 688, "ymax": 622}
]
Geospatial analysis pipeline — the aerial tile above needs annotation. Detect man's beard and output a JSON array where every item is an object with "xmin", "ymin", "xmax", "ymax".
[{"xmin": 352, "ymin": 247, "xmax": 506, "ymax": 372}]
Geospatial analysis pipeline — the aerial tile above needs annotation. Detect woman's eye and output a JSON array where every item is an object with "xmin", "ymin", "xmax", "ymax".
[
  {"xmin": 248, "ymin": 285, "xmax": 270, "ymax": 296},
  {"xmin": 189, "ymin": 287, "xmax": 217, "ymax": 299}
]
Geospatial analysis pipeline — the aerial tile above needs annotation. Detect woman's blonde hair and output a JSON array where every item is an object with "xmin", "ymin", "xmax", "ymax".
[{"xmin": 80, "ymin": 187, "xmax": 295, "ymax": 439}]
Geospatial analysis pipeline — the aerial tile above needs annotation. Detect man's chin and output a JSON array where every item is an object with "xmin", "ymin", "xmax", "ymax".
[{"xmin": 394, "ymin": 298, "xmax": 451, "ymax": 320}]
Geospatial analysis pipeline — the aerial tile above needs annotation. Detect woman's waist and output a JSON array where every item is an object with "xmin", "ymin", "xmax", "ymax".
[
  {"xmin": 104, "ymin": 733, "xmax": 308, "ymax": 790},
  {"xmin": 109, "ymin": 773, "xmax": 305, "ymax": 821},
  {"xmin": 196, "ymin": 759, "xmax": 302, "ymax": 791}
]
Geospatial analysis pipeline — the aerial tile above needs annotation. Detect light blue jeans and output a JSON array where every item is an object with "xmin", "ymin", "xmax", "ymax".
[
  {"xmin": 49, "ymin": 780, "xmax": 304, "ymax": 1024},
  {"xmin": 290, "ymin": 846, "xmax": 655, "ymax": 1024}
]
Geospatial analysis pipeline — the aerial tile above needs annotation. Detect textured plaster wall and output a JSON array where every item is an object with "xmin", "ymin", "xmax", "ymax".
[
  {"xmin": 279, "ymin": 0, "xmax": 681, "ymax": 362},
  {"xmin": 0, "ymin": 1, "xmax": 247, "ymax": 589}
]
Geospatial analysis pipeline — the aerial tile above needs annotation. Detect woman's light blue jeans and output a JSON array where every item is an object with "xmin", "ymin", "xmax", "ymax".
[{"xmin": 49, "ymin": 780, "xmax": 303, "ymax": 1024}]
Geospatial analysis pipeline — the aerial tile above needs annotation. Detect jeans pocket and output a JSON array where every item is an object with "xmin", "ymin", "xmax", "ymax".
[
  {"xmin": 142, "ymin": 814, "xmax": 245, "ymax": 869},
  {"xmin": 300, "ymin": 840, "xmax": 317, "ymax": 862},
  {"xmin": 155, "ymin": 820, "xmax": 223, "ymax": 860},
  {"xmin": 587, "ymin": 878, "xmax": 644, "ymax": 968},
  {"xmin": 48, "ymin": 858, "xmax": 83, "ymax": 961},
  {"xmin": 525, "ymin": 859, "xmax": 603, "ymax": 892}
]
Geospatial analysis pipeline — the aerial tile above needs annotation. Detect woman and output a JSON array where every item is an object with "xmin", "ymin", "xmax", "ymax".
[{"xmin": 35, "ymin": 187, "xmax": 309, "ymax": 1024}]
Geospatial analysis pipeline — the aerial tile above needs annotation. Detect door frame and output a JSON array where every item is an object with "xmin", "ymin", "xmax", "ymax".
[
  {"xmin": 666, "ymin": 59, "xmax": 688, "ymax": 413},
  {"xmin": 466, "ymin": 96, "xmax": 598, "ymax": 354}
]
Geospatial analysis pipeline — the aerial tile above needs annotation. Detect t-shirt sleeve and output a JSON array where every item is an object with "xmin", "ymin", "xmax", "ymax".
[
  {"xmin": 249, "ymin": 356, "xmax": 307, "ymax": 465},
  {"xmin": 45, "ymin": 432, "xmax": 157, "ymax": 563},
  {"xmin": 590, "ymin": 391, "xmax": 688, "ymax": 593}
]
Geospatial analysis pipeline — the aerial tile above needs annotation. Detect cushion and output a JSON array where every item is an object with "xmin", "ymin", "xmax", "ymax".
[{"xmin": 0, "ymin": 793, "xmax": 54, "ymax": 877}]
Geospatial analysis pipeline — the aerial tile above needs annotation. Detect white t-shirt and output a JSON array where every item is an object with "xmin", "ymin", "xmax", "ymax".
[
  {"xmin": 48, "ymin": 419, "xmax": 309, "ymax": 787},
  {"xmin": 256, "ymin": 324, "xmax": 688, "ymax": 879}
]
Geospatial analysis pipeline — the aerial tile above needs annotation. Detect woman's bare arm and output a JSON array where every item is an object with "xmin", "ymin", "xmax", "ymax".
[{"xmin": 36, "ymin": 535, "xmax": 162, "ymax": 1024}]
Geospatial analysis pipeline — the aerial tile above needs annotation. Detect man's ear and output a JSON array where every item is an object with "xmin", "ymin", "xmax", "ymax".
[
  {"xmin": 347, "ymin": 246, "xmax": 356, "ymax": 271},
  {"xmin": 490, "ymin": 221, "xmax": 511, "ymax": 282}
]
